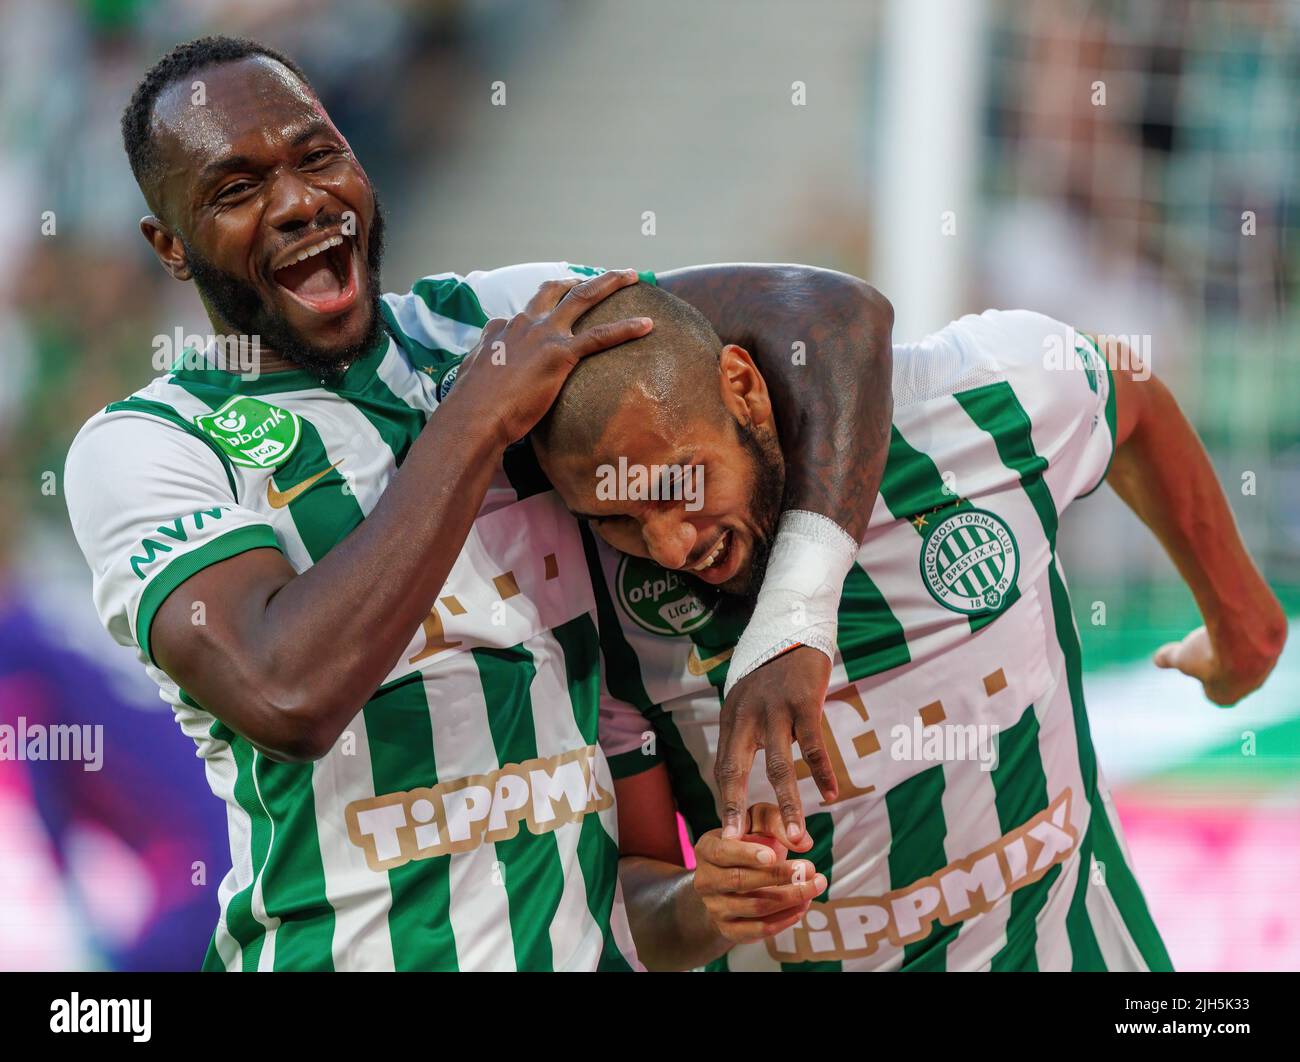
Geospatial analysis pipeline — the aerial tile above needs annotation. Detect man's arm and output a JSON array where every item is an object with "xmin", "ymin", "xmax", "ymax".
[
  {"xmin": 151, "ymin": 271, "xmax": 650, "ymax": 762},
  {"xmin": 655, "ymin": 264, "xmax": 894, "ymax": 840},
  {"xmin": 1103, "ymin": 340, "xmax": 1286, "ymax": 703},
  {"xmin": 614, "ymin": 768, "xmax": 820, "ymax": 971},
  {"xmin": 655, "ymin": 264, "xmax": 893, "ymax": 540}
]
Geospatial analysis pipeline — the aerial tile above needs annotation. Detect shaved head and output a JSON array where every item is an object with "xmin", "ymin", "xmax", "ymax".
[{"xmin": 534, "ymin": 282, "xmax": 724, "ymax": 458}]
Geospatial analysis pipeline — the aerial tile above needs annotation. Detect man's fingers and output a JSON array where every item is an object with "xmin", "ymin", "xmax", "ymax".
[
  {"xmin": 793, "ymin": 710, "xmax": 838, "ymax": 807},
  {"xmin": 714, "ymin": 716, "xmax": 759, "ymax": 839},
  {"xmin": 568, "ymin": 316, "xmax": 653, "ymax": 358},
  {"xmin": 549, "ymin": 268, "xmax": 642, "ymax": 328},
  {"xmin": 1153, "ymin": 641, "xmax": 1181, "ymax": 670},
  {"xmin": 720, "ymin": 903, "xmax": 813, "ymax": 944},
  {"xmin": 522, "ymin": 276, "xmax": 584, "ymax": 316},
  {"xmin": 762, "ymin": 718, "xmax": 805, "ymax": 845},
  {"xmin": 711, "ymin": 876, "xmax": 827, "ymax": 918},
  {"xmin": 747, "ymin": 802, "xmax": 811, "ymax": 853}
]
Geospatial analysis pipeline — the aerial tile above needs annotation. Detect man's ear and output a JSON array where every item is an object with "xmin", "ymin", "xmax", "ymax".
[
  {"xmin": 718, "ymin": 343, "xmax": 773, "ymax": 429},
  {"xmin": 140, "ymin": 215, "xmax": 192, "ymax": 281}
]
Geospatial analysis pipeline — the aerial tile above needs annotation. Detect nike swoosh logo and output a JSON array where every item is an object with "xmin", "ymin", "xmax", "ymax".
[
  {"xmin": 267, "ymin": 460, "xmax": 341, "ymax": 508},
  {"xmin": 687, "ymin": 646, "xmax": 734, "ymax": 676}
]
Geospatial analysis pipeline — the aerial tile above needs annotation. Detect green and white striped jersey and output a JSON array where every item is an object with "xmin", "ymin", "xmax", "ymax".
[
  {"xmin": 65, "ymin": 261, "xmax": 650, "ymax": 971},
  {"xmin": 595, "ymin": 309, "xmax": 1172, "ymax": 972}
]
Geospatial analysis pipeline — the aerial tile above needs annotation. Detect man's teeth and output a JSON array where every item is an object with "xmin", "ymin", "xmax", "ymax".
[
  {"xmin": 288, "ymin": 235, "xmax": 345, "ymax": 265},
  {"xmin": 690, "ymin": 533, "xmax": 728, "ymax": 572}
]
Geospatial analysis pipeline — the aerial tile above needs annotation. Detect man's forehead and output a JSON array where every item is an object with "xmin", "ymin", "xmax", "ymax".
[{"xmin": 153, "ymin": 56, "xmax": 325, "ymax": 172}]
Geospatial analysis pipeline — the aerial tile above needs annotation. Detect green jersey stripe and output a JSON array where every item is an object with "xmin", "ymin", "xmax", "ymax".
[
  {"xmin": 473, "ymin": 642, "xmax": 566, "ymax": 971},
  {"xmin": 1077, "ymin": 335, "xmax": 1119, "ymax": 499},
  {"xmin": 880, "ymin": 424, "xmax": 1013, "ymax": 633},
  {"xmin": 551, "ymin": 614, "xmax": 634, "ymax": 971},
  {"xmin": 780, "ymin": 812, "xmax": 842, "ymax": 972},
  {"xmin": 988, "ymin": 704, "xmax": 1055, "ymax": 971},
  {"xmin": 324, "ymin": 345, "xmax": 427, "ymax": 467},
  {"xmin": 222, "ymin": 735, "xmax": 273, "ymax": 970},
  {"xmin": 576, "ymin": 814, "xmax": 635, "ymax": 972},
  {"xmin": 378, "ymin": 302, "xmax": 463, "ymax": 376},
  {"xmin": 887, "ymin": 764, "xmax": 957, "ymax": 969},
  {"xmin": 954, "ymin": 382, "xmax": 1058, "ymax": 546},
  {"xmin": 363, "ymin": 672, "xmax": 458, "ymax": 969},
  {"xmin": 581, "ymin": 526, "xmax": 719, "ymax": 834},
  {"xmin": 253, "ymin": 755, "xmax": 336, "ymax": 970},
  {"xmin": 1065, "ymin": 816, "xmax": 1108, "ymax": 970},
  {"xmin": 1050, "ymin": 557, "xmax": 1168, "ymax": 968},
  {"xmin": 104, "ymin": 397, "xmax": 240, "ymax": 497},
  {"xmin": 412, "ymin": 276, "xmax": 490, "ymax": 328},
  {"xmin": 878, "ymin": 425, "xmax": 958, "ymax": 523}
]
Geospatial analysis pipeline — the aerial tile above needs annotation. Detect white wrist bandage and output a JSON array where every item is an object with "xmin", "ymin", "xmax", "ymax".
[{"xmin": 722, "ymin": 510, "xmax": 858, "ymax": 698}]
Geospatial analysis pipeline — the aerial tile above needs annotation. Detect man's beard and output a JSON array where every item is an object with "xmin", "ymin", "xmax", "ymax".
[
  {"xmin": 685, "ymin": 418, "xmax": 785, "ymax": 608},
  {"xmin": 184, "ymin": 199, "xmax": 388, "ymax": 381}
]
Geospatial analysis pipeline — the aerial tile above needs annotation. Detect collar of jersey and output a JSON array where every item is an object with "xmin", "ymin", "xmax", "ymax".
[{"xmin": 169, "ymin": 323, "xmax": 391, "ymax": 397}]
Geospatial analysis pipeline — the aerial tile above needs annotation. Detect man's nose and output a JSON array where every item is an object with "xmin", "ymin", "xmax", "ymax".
[
  {"xmin": 641, "ymin": 511, "xmax": 696, "ymax": 571},
  {"xmin": 265, "ymin": 169, "xmax": 333, "ymax": 233}
]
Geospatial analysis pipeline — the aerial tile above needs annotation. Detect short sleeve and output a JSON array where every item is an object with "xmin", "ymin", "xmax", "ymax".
[
  {"xmin": 65, "ymin": 410, "xmax": 282, "ymax": 664},
  {"xmin": 380, "ymin": 263, "xmax": 656, "ymax": 395},
  {"xmin": 599, "ymin": 683, "xmax": 662, "ymax": 780},
  {"xmin": 960, "ymin": 309, "xmax": 1117, "ymax": 511}
]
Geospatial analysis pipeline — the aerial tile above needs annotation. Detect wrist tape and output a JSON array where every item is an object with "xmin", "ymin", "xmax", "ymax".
[{"xmin": 722, "ymin": 509, "xmax": 857, "ymax": 698}]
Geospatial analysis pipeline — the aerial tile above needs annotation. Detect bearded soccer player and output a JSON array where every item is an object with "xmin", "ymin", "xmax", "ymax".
[
  {"xmin": 531, "ymin": 283, "xmax": 1288, "ymax": 971},
  {"xmin": 62, "ymin": 37, "xmax": 895, "ymax": 970}
]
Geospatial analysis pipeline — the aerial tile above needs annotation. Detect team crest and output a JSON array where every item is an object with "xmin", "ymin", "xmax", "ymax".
[
  {"xmin": 920, "ymin": 508, "xmax": 1019, "ymax": 615},
  {"xmin": 194, "ymin": 396, "xmax": 302, "ymax": 469},
  {"xmin": 616, "ymin": 555, "xmax": 716, "ymax": 636}
]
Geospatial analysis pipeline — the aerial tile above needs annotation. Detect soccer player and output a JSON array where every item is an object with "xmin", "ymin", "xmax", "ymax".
[
  {"xmin": 531, "ymin": 282, "xmax": 1288, "ymax": 971},
  {"xmin": 62, "ymin": 37, "xmax": 894, "ymax": 970}
]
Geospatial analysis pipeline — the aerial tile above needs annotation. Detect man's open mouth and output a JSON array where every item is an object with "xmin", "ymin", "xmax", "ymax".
[{"xmin": 271, "ymin": 233, "xmax": 358, "ymax": 315}]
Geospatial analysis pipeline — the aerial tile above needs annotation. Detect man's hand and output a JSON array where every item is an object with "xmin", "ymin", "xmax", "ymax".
[
  {"xmin": 449, "ymin": 268, "xmax": 652, "ymax": 448},
  {"xmin": 715, "ymin": 646, "xmax": 835, "ymax": 841},
  {"xmin": 1155, "ymin": 622, "xmax": 1286, "ymax": 706},
  {"xmin": 694, "ymin": 802, "xmax": 824, "ymax": 945}
]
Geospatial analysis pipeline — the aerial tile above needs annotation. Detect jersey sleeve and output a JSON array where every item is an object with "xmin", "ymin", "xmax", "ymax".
[
  {"xmin": 598, "ymin": 681, "xmax": 663, "ymax": 780},
  {"xmin": 966, "ymin": 309, "xmax": 1118, "ymax": 511},
  {"xmin": 381, "ymin": 262, "xmax": 657, "ymax": 400},
  {"xmin": 64, "ymin": 409, "xmax": 282, "ymax": 665}
]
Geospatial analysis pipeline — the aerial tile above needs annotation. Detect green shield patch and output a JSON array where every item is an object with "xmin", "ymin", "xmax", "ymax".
[{"xmin": 194, "ymin": 396, "xmax": 302, "ymax": 469}]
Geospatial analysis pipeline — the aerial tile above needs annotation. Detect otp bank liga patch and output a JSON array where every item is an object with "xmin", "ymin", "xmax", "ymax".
[
  {"xmin": 616, "ymin": 554, "xmax": 717, "ymax": 636},
  {"xmin": 194, "ymin": 396, "xmax": 302, "ymax": 469}
]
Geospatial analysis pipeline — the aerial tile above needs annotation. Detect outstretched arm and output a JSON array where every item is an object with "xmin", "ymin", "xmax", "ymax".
[
  {"xmin": 656, "ymin": 264, "xmax": 894, "ymax": 841},
  {"xmin": 1104, "ymin": 338, "xmax": 1286, "ymax": 704}
]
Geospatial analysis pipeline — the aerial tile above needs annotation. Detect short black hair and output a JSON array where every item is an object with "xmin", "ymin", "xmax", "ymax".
[{"xmin": 121, "ymin": 35, "xmax": 312, "ymax": 207}]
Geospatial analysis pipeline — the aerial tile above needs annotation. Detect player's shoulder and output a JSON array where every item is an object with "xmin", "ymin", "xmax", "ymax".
[
  {"xmin": 66, "ymin": 374, "xmax": 237, "ymax": 506},
  {"xmin": 383, "ymin": 261, "xmax": 606, "ymax": 333},
  {"xmin": 942, "ymin": 308, "xmax": 1078, "ymax": 366}
]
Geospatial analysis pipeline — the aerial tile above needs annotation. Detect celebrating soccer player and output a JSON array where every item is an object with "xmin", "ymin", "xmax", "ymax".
[{"xmin": 531, "ymin": 282, "xmax": 1288, "ymax": 971}]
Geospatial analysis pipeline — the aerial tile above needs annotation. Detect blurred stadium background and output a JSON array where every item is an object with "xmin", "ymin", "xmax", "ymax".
[{"xmin": 0, "ymin": 0, "xmax": 1296, "ymax": 970}]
